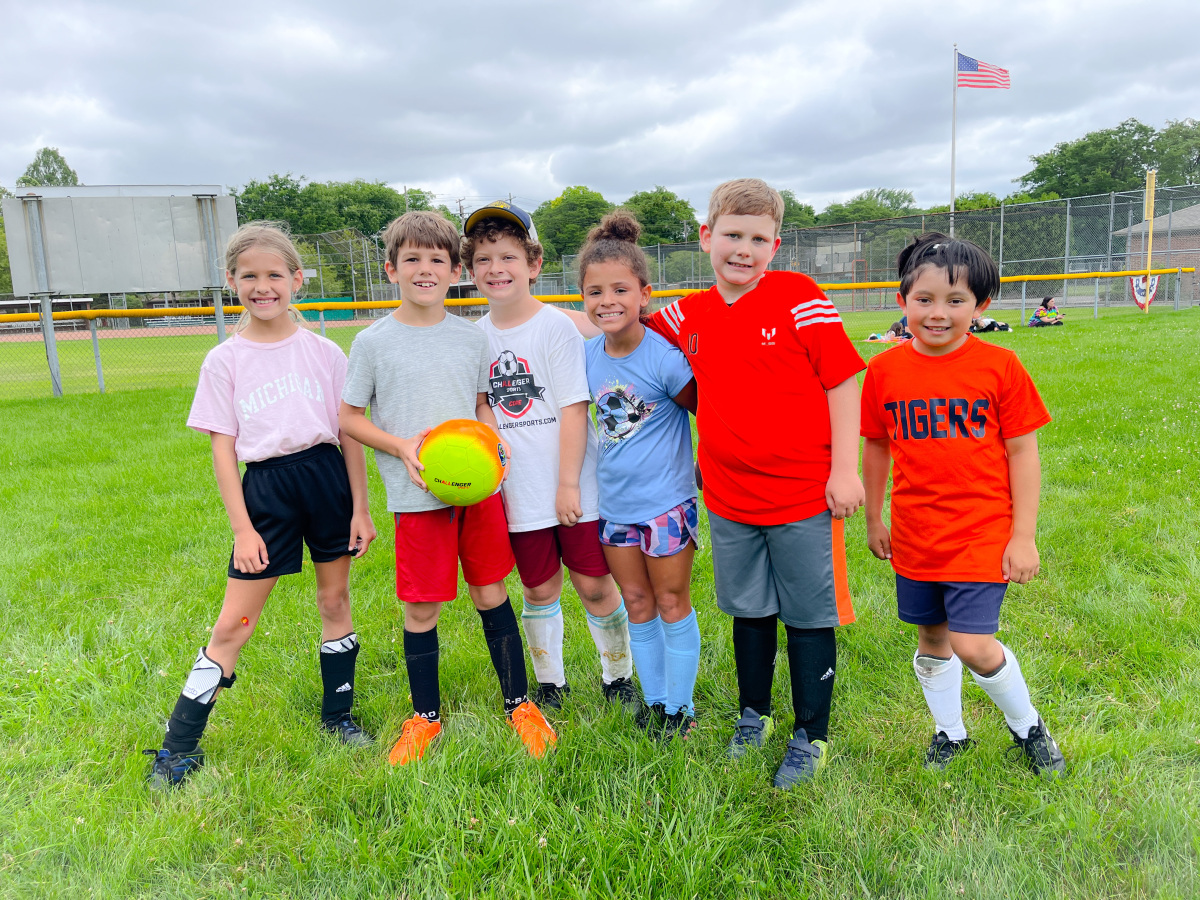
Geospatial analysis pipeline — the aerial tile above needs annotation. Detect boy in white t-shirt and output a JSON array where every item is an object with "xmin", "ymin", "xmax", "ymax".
[{"xmin": 462, "ymin": 202, "xmax": 637, "ymax": 712}]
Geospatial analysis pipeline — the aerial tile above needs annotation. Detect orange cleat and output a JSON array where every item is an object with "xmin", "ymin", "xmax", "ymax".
[
  {"xmin": 509, "ymin": 701, "xmax": 558, "ymax": 759},
  {"xmin": 388, "ymin": 714, "xmax": 442, "ymax": 766}
]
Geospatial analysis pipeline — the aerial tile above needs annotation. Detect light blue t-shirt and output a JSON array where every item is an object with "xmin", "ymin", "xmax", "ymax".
[{"xmin": 585, "ymin": 327, "xmax": 696, "ymax": 525}]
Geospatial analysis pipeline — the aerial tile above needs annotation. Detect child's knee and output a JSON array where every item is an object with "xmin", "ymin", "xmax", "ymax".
[
  {"xmin": 403, "ymin": 601, "xmax": 441, "ymax": 631},
  {"xmin": 621, "ymin": 585, "xmax": 656, "ymax": 620},
  {"xmin": 316, "ymin": 583, "xmax": 351, "ymax": 619},
  {"xmin": 655, "ymin": 589, "xmax": 691, "ymax": 622}
]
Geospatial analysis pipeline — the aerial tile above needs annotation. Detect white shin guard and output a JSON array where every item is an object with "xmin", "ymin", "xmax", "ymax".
[
  {"xmin": 914, "ymin": 652, "xmax": 967, "ymax": 741},
  {"xmin": 522, "ymin": 597, "xmax": 566, "ymax": 687},
  {"xmin": 586, "ymin": 602, "xmax": 632, "ymax": 683}
]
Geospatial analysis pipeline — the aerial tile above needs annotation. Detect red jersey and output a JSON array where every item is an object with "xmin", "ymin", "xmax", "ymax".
[
  {"xmin": 646, "ymin": 272, "xmax": 865, "ymax": 525},
  {"xmin": 860, "ymin": 336, "xmax": 1051, "ymax": 582}
]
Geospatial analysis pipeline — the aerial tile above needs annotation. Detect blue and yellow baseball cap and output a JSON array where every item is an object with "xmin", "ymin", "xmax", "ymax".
[{"xmin": 463, "ymin": 200, "xmax": 539, "ymax": 241}]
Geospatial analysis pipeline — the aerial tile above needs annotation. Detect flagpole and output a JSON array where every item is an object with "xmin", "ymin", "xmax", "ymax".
[{"xmin": 950, "ymin": 44, "xmax": 958, "ymax": 237}]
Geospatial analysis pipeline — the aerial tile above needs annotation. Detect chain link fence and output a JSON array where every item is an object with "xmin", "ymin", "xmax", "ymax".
[
  {"xmin": 3, "ymin": 185, "xmax": 1198, "ymax": 399},
  {"xmin": 563, "ymin": 184, "xmax": 1200, "ymax": 313}
]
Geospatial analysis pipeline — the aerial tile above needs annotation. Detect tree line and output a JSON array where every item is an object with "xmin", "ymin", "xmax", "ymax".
[{"xmin": 2, "ymin": 118, "xmax": 1197, "ymax": 292}]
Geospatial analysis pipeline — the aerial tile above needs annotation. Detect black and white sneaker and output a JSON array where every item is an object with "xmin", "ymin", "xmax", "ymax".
[
  {"xmin": 532, "ymin": 681, "xmax": 572, "ymax": 710},
  {"xmin": 601, "ymin": 677, "xmax": 642, "ymax": 713},
  {"xmin": 1009, "ymin": 717, "xmax": 1065, "ymax": 777},
  {"xmin": 144, "ymin": 747, "xmax": 205, "ymax": 790},
  {"xmin": 659, "ymin": 710, "xmax": 698, "ymax": 743},
  {"xmin": 636, "ymin": 702, "xmax": 668, "ymax": 735},
  {"xmin": 322, "ymin": 712, "xmax": 373, "ymax": 747},
  {"xmin": 924, "ymin": 731, "xmax": 974, "ymax": 770}
]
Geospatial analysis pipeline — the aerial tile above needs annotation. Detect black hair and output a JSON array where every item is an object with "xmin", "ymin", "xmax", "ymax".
[
  {"xmin": 896, "ymin": 232, "xmax": 999, "ymax": 306},
  {"xmin": 1040, "ymin": 296, "xmax": 1055, "ymax": 309}
]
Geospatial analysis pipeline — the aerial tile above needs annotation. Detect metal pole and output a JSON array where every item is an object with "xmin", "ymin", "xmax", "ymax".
[
  {"xmin": 213, "ymin": 288, "xmax": 227, "ymax": 342},
  {"xmin": 349, "ymin": 239, "xmax": 358, "ymax": 303},
  {"xmin": 362, "ymin": 238, "xmax": 372, "ymax": 303},
  {"xmin": 319, "ymin": 309, "xmax": 327, "ymax": 337},
  {"xmin": 1166, "ymin": 198, "xmax": 1173, "ymax": 275},
  {"xmin": 950, "ymin": 43, "xmax": 958, "ymax": 237},
  {"xmin": 39, "ymin": 296, "xmax": 63, "ymax": 397},
  {"xmin": 1105, "ymin": 192, "xmax": 1115, "ymax": 304},
  {"xmin": 1175, "ymin": 267, "xmax": 1182, "ymax": 312},
  {"xmin": 316, "ymin": 242, "xmax": 326, "ymax": 298},
  {"xmin": 1063, "ymin": 197, "xmax": 1071, "ymax": 307},
  {"xmin": 1093, "ymin": 277, "xmax": 1099, "ymax": 320},
  {"xmin": 997, "ymin": 200, "xmax": 1005, "ymax": 279},
  {"xmin": 89, "ymin": 318, "xmax": 106, "ymax": 393},
  {"xmin": 1020, "ymin": 281, "xmax": 1027, "ymax": 323},
  {"xmin": 1125, "ymin": 205, "xmax": 1133, "ymax": 305}
]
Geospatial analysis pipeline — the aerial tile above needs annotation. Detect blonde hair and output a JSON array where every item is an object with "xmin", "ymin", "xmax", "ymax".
[
  {"xmin": 225, "ymin": 221, "xmax": 306, "ymax": 333},
  {"xmin": 705, "ymin": 178, "xmax": 785, "ymax": 236},
  {"xmin": 578, "ymin": 210, "xmax": 650, "ymax": 289},
  {"xmin": 383, "ymin": 210, "xmax": 461, "ymax": 268}
]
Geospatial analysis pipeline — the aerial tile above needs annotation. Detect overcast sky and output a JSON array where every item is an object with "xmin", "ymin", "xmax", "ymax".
[{"xmin": 2, "ymin": 0, "xmax": 1196, "ymax": 217}]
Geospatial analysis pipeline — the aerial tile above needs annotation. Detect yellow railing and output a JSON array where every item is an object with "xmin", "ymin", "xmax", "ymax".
[{"xmin": 0, "ymin": 267, "xmax": 1191, "ymax": 323}]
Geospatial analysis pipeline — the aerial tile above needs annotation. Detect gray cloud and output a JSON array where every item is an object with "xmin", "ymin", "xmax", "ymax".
[{"xmin": 2, "ymin": 0, "xmax": 1196, "ymax": 216}]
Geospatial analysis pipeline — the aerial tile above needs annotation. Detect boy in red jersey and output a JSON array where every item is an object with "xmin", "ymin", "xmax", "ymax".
[
  {"xmin": 644, "ymin": 178, "xmax": 865, "ymax": 788},
  {"xmin": 861, "ymin": 233, "xmax": 1065, "ymax": 776}
]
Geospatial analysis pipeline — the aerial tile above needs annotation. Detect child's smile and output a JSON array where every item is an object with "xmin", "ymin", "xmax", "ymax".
[
  {"xmin": 583, "ymin": 260, "xmax": 651, "ymax": 352},
  {"xmin": 898, "ymin": 266, "xmax": 988, "ymax": 356}
]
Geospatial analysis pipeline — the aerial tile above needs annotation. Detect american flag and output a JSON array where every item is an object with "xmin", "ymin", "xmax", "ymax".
[{"xmin": 956, "ymin": 52, "xmax": 1010, "ymax": 89}]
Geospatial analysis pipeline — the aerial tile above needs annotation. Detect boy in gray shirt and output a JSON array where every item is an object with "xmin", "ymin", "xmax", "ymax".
[{"xmin": 339, "ymin": 211, "xmax": 557, "ymax": 764}]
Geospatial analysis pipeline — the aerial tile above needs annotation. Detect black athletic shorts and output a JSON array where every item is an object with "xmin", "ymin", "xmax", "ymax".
[{"xmin": 229, "ymin": 443, "xmax": 353, "ymax": 580}]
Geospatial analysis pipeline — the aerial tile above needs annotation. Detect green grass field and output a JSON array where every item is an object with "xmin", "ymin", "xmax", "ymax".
[{"xmin": 2, "ymin": 307, "xmax": 1199, "ymax": 898}]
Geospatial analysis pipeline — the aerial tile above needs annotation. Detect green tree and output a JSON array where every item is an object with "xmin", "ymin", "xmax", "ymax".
[
  {"xmin": 817, "ymin": 188, "xmax": 916, "ymax": 225},
  {"xmin": 780, "ymin": 189, "xmax": 816, "ymax": 230},
  {"xmin": 532, "ymin": 186, "xmax": 614, "ymax": 262},
  {"xmin": 1017, "ymin": 118, "xmax": 1157, "ymax": 196},
  {"xmin": 234, "ymin": 173, "xmax": 307, "ymax": 227},
  {"xmin": 925, "ymin": 191, "xmax": 1002, "ymax": 214},
  {"xmin": 623, "ymin": 186, "xmax": 698, "ymax": 245},
  {"xmin": 16, "ymin": 147, "xmax": 80, "ymax": 187},
  {"xmin": 1156, "ymin": 118, "xmax": 1200, "ymax": 187}
]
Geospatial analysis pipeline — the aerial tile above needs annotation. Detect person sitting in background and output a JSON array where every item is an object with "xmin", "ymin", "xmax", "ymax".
[
  {"xmin": 970, "ymin": 310, "xmax": 1011, "ymax": 333},
  {"xmin": 1027, "ymin": 297, "xmax": 1064, "ymax": 327}
]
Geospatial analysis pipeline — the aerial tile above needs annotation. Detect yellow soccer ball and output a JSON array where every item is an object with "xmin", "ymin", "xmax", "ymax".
[{"xmin": 419, "ymin": 419, "xmax": 507, "ymax": 506}]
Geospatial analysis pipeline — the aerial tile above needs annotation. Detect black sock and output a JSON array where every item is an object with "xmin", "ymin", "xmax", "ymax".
[
  {"xmin": 478, "ymin": 599, "xmax": 529, "ymax": 715},
  {"xmin": 319, "ymin": 633, "xmax": 360, "ymax": 723},
  {"xmin": 403, "ymin": 627, "xmax": 441, "ymax": 721},
  {"xmin": 732, "ymin": 615, "xmax": 778, "ymax": 717},
  {"xmin": 163, "ymin": 695, "xmax": 213, "ymax": 755},
  {"xmin": 785, "ymin": 625, "xmax": 837, "ymax": 742}
]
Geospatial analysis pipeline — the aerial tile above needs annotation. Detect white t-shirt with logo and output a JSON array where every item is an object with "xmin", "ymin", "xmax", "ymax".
[
  {"xmin": 477, "ymin": 305, "xmax": 600, "ymax": 531},
  {"xmin": 187, "ymin": 328, "xmax": 346, "ymax": 463}
]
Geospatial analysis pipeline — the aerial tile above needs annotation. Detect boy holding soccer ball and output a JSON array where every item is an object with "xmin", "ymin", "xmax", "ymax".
[
  {"xmin": 339, "ymin": 211, "xmax": 556, "ymax": 765},
  {"xmin": 644, "ymin": 179, "xmax": 865, "ymax": 787},
  {"xmin": 860, "ymin": 233, "xmax": 1065, "ymax": 775}
]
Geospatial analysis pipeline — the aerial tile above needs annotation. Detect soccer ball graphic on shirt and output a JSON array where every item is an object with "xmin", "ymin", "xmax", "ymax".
[
  {"xmin": 418, "ymin": 419, "xmax": 507, "ymax": 506},
  {"xmin": 597, "ymin": 388, "xmax": 648, "ymax": 440}
]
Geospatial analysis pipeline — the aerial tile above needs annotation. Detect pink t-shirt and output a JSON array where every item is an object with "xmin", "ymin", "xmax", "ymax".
[{"xmin": 187, "ymin": 328, "xmax": 347, "ymax": 463}]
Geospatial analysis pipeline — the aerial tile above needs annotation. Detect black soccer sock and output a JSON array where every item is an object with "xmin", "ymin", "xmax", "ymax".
[
  {"xmin": 478, "ymin": 599, "xmax": 530, "ymax": 715},
  {"xmin": 785, "ymin": 625, "xmax": 837, "ymax": 742},
  {"xmin": 732, "ymin": 615, "xmax": 778, "ymax": 718},
  {"xmin": 163, "ymin": 694, "xmax": 214, "ymax": 755},
  {"xmin": 319, "ymin": 632, "xmax": 360, "ymax": 723},
  {"xmin": 403, "ymin": 627, "xmax": 441, "ymax": 722}
]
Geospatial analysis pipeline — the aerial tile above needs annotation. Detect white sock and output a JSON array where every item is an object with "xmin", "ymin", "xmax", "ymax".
[
  {"xmin": 585, "ymin": 600, "xmax": 633, "ymax": 683},
  {"xmin": 522, "ymin": 597, "xmax": 566, "ymax": 686},
  {"xmin": 913, "ymin": 652, "xmax": 967, "ymax": 741},
  {"xmin": 970, "ymin": 644, "xmax": 1039, "ymax": 739}
]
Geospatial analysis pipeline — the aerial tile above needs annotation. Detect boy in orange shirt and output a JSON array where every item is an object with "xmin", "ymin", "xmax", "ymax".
[
  {"xmin": 644, "ymin": 179, "xmax": 865, "ymax": 788},
  {"xmin": 861, "ymin": 233, "xmax": 1065, "ymax": 775}
]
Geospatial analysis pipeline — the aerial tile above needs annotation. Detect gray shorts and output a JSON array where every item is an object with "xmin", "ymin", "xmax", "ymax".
[{"xmin": 708, "ymin": 508, "xmax": 855, "ymax": 628}]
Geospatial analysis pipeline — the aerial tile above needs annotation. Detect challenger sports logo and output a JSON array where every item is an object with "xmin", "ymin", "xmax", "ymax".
[{"xmin": 489, "ymin": 350, "xmax": 547, "ymax": 419}]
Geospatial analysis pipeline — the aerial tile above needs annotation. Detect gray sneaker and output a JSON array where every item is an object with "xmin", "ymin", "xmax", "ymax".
[
  {"xmin": 1008, "ymin": 717, "xmax": 1065, "ymax": 777},
  {"xmin": 726, "ymin": 707, "xmax": 775, "ymax": 759},
  {"xmin": 772, "ymin": 728, "xmax": 828, "ymax": 789}
]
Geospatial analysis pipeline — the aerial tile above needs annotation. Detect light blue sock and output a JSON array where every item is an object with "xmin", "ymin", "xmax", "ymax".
[
  {"xmin": 663, "ymin": 610, "xmax": 700, "ymax": 716},
  {"xmin": 627, "ymin": 616, "xmax": 667, "ymax": 707}
]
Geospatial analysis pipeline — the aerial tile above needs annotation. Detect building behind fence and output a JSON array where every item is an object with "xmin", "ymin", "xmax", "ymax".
[{"xmin": 3, "ymin": 184, "xmax": 1198, "ymax": 399}]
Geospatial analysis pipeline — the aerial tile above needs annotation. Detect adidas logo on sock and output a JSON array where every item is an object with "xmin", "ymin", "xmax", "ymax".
[
  {"xmin": 820, "ymin": 667, "xmax": 835, "ymax": 681},
  {"xmin": 335, "ymin": 682, "xmax": 352, "ymax": 693}
]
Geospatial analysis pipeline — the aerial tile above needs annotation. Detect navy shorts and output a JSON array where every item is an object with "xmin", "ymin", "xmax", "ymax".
[
  {"xmin": 895, "ymin": 574, "xmax": 1007, "ymax": 634},
  {"xmin": 229, "ymin": 443, "xmax": 353, "ymax": 580}
]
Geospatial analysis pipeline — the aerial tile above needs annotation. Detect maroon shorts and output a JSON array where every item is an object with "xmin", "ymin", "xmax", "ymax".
[
  {"xmin": 394, "ymin": 493, "xmax": 515, "ymax": 602},
  {"xmin": 509, "ymin": 520, "xmax": 610, "ymax": 588}
]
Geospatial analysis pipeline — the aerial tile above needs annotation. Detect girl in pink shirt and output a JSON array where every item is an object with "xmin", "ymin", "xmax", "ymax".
[{"xmin": 146, "ymin": 223, "xmax": 377, "ymax": 789}]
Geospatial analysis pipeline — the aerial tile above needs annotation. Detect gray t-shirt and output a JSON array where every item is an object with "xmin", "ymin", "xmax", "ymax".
[{"xmin": 342, "ymin": 313, "xmax": 491, "ymax": 513}]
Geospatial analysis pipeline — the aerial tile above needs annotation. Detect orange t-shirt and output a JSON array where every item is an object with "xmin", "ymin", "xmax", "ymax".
[
  {"xmin": 860, "ymin": 336, "xmax": 1050, "ymax": 582},
  {"xmin": 646, "ymin": 272, "xmax": 865, "ymax": 525}
]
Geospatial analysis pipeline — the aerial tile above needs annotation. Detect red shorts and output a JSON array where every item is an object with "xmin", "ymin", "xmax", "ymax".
[
  {"xmin": 394, "ymin": 493, "xmax": 515, "ymax": 603},
  {"xmin": 509, "ymin": 520, "xmax": 610, "ymax": 588}
]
